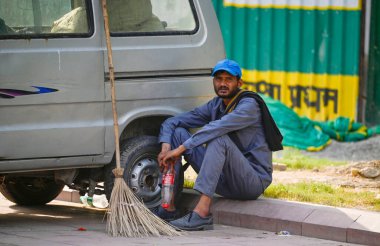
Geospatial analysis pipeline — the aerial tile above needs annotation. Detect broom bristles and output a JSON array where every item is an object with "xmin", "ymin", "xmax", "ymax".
[{"xmin": 106, "ymin": 175, "xmax": 182, "ymax": 237}]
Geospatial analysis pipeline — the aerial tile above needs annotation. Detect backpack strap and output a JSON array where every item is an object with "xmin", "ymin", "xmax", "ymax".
[{"xmin": 223, "ymin": 90, "xmax": 283, "ymax": 151}]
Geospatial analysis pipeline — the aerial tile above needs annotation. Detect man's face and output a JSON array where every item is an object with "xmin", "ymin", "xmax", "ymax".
[{"xmin": 213, "ymin": 71, "xmax": 243, "ymax": 99}]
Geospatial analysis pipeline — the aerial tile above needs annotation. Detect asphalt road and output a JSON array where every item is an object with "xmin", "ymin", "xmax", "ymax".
[{"xmin": 0, "ymin": 194, "xmax": 356, "ymax": 246}]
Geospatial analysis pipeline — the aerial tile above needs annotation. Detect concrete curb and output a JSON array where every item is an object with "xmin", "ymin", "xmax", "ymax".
[{"xmin": 56, "ymin": 189, "xmax": 380, "ymax": 245}]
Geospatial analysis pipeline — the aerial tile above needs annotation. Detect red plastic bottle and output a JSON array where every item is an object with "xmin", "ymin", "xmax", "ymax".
[{"xmin": 161, "ymin": 167, "xmax": 175, "ymax": 209}]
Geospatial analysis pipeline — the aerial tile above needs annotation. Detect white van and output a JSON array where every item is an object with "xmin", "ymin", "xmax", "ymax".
[{"xmin": 0, "ymin": 0, "xmax": 225, "ymax": 207}]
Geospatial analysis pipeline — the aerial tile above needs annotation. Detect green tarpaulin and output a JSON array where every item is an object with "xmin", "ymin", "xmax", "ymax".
[{"xmin": 262, "ymin": 94, "xmax": 380, "ymax": 151}]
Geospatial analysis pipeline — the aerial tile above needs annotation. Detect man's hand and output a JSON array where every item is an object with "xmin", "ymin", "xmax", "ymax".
[
  {"xmin": 162, "ymin": 145, "xmax": 186, "ymax": 169},
  {"xmin": 158, "ymin": 143, "xmax": 171, "ymax": 170}
]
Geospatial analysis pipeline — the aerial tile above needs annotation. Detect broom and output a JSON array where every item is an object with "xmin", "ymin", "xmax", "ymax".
[{"xmin": 101, "ymin": 0, "xmax": 181, "ymax": 237}]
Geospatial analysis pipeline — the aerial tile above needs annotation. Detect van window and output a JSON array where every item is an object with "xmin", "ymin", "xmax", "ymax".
[
  {"xmin": 0, "ymin": 0, "xmax": 91, "ymax": 39},
  {"xmin": 109, "ymin": 0, "xmax": 197, "ymax": 35}
]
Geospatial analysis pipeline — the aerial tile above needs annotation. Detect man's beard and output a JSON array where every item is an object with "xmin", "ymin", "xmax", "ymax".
[{"xmin": 214, "ymin": 86, "xmax": 240, "ymax": 99}]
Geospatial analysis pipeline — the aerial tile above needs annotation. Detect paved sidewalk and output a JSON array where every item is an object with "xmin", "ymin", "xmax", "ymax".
[
  {"xmin": 56, "ymin": 188, "xmax": 380, "ymax": 246},
  {"xmin": 0, "ymin": 196, "xmax": 357, "ymax": 246}
]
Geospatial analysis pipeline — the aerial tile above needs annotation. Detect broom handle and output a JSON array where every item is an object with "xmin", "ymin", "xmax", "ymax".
[{"xmin": 101, "ymin": 0, "xmax": 121, "ymax": 170}]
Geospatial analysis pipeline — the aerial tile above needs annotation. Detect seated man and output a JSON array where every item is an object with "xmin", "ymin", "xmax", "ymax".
[{"xmin": 156, "ymin": 59, "xmax": 282, "ymax": 231}]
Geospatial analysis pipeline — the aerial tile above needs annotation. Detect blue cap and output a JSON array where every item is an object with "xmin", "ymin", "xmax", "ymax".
[{"xmin": 211, "ymin": 59, "xmax": 242, "ymax": 78}]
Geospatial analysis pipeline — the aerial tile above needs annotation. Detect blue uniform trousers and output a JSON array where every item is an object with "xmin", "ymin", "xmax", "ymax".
[{"xmin": 172, "ymin": 127, "xmax": 264, "ymax": 200}]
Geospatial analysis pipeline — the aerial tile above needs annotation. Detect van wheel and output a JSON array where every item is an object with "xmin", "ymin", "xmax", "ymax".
[
  {"xmin": 0, "ymin": 177, "xmax": 64, "ymax": 205},
  {"xmin": 104, "ymin": 136, "xmax": 183, "ymax": 208}
]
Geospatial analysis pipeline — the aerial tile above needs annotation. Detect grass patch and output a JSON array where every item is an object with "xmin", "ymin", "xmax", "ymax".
[
  {"xmin": 183, "ymin": 151, "xmax": 380, "ymax": 211},
  {"xmin": 264, "ymin": 181, "xmax": 380, "ymax": 211},
  {"xmin": 184, "ymin": 177, "xmax": 380, "ymax": 211},
  {"xmin": 184, "ymin": 179, "xmax": 195, "ymax": 189},
  {"xmin": 273, "ymin": 147, "xmax": 347, "ymax": 170}
]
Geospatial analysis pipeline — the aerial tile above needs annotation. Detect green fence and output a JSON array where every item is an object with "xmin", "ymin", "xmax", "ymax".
[{"xmin": 212, "ymin": 0, "xmax": 361, "ymax": 122}]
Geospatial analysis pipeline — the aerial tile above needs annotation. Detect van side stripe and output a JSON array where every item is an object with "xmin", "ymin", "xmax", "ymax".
[{"xmin": 0, "ymin": 86, "xmax": 58, "ymax": 99}]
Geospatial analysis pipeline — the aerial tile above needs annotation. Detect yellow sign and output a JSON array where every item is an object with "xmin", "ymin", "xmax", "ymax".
[{"xmin": 242, "ymin": 69, "xmax": 359, "ymax": 121}]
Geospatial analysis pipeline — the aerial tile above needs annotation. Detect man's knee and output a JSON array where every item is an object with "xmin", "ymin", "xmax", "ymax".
[
  {"xmin": 207, "ymin": 135, "xmax": 232, "ymax": 149},
  {"xmin": 173, "ymin": 127, "xmax": 188, "ymax": 137},
  {"xmin": 171, "ymin": 127, "xmax": 191, "ymax": 147}
]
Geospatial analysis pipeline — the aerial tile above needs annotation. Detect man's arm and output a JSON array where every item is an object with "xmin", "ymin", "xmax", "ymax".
[
  {"xmin": 158, "ymin": 100, "xmax": 214, "ymax": 144},
  {"xmin": 157, "ymin": 100, "xmax": 214, "ymax": 169},
  {"xmin": 183, "ymin": 97, "xmax": 260, "ymax": 150}
]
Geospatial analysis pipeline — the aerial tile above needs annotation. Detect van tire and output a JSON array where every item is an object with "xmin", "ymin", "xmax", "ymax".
[
  {"xmin": 104, "ymin": 135, "xmax": 184, "ymax": 208},
  {"xmin": 0, "ymin": 177, "xmax": 64, "ymax": 205}
]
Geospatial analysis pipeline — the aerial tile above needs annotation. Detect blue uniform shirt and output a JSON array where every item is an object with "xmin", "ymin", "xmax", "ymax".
[{"xmin": 159, "ymin": 96, "xmax": 273, "ymax": 186}]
